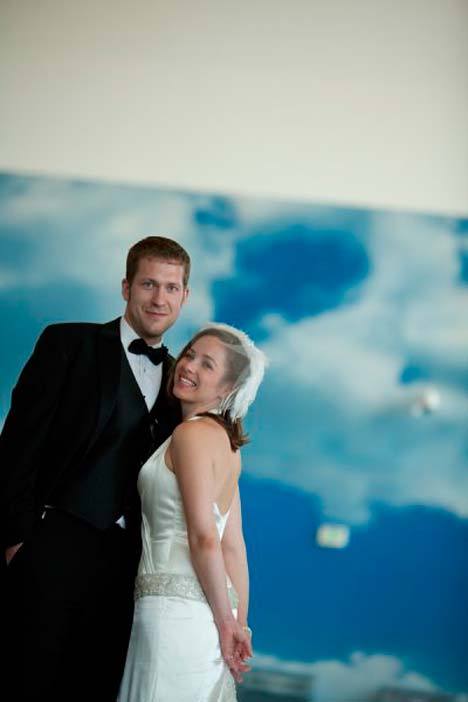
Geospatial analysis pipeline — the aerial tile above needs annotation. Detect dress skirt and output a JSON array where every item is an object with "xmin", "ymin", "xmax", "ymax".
[{"xmin": 118, "ymin": 595, "xmax": 237, "ymax": 702}]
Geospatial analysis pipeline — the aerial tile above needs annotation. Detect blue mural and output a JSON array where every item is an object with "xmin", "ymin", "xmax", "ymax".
[{"xmin": 1, "ymin": 172, "xmax": 467, "ymax": 700}]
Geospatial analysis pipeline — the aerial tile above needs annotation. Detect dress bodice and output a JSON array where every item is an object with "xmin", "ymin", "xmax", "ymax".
[{"xmin": 136, "ymin": 432, "xmax": 231, "ymax": 580}]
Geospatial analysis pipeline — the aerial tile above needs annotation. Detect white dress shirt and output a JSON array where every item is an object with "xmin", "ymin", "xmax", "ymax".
[{"xmin": 120, "ymin": 316, "xmax": 163, "ymax": 411}]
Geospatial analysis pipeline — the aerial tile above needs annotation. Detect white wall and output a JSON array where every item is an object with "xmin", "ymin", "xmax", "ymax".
[{"xmin": 1, "ymin": 0, "xmax": 467, "ymax": 216}]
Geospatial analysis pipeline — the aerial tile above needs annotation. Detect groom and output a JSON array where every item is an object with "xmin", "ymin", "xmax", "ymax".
[{"xmin": 0, "ymin": 236, "xmax": 190, "ymax": 701}]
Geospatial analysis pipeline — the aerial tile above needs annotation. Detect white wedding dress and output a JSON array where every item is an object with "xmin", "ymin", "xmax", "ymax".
[{"xmin": 118, "ymin": 421, "xmax": 238, "ymax": 702}]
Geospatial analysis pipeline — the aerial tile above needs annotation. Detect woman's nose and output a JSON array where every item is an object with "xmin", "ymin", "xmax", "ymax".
[{"xmin": 181, "ymin": 358, "xmax": 195, "ymax": 373}]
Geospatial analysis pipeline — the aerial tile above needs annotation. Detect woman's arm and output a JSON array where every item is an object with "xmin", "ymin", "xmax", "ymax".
[
  {"xmin": 221, "ymin": 487, "xmax": 249, "ymax": 628},
  {"xmin": 170, "ymin": 420, "xmax": 251, "ymax": 677},
  {"xmin": 171, "ymin": 420, "xmax": 234, "ymax": 625}
]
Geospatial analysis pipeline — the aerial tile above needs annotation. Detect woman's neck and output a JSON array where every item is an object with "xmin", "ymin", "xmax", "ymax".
[{"xmin": 181, "ymin": 402, "xmax": 220, "ymax": 420}]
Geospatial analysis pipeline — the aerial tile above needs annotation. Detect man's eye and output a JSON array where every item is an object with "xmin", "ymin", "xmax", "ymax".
[
  {"xmin": 168, "ymin": 285, "xmax": 179, "ymax": 293},
  {"xmin": 142, "ymin": 281, "xmax": 153, "ymax": 288}
]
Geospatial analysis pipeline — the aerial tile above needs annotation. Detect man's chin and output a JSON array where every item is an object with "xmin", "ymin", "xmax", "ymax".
[
  {"xmin": 143, "ymin": 332, "xmax": 163, "ymax": 343},
  {"xmin": 141, "ymin": 325, "xmax": 168, "ymax": 343}
]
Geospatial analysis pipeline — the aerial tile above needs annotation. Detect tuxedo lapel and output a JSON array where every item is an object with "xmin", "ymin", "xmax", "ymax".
[
  {"xmin": 157, "ymin": 355, "xmax": 172, "ymax": 406},
  {"xmin": 149, "ymin": 353, "xmax": 182, "ymax": 447},
  {"xmin": 150, "ymin": 354, "xmax": 177, "ymax": 414},
  {"xmin": 89, "ymin": 318, "xmax": 122, "ymax": 450},
  {"xmin": 88, "ymin": 324, "xmax": 179, "ymax": 455}
]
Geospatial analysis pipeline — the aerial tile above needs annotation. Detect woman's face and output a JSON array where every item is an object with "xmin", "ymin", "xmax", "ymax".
[{"xmin": 173, "ymin": 334, "xmax": 232, "ymax": 413}]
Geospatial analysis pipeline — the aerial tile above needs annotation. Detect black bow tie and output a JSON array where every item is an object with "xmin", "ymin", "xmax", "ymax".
[{"xmin": 128, "ymin": 339, "xmax": 168, "ymax": 366}]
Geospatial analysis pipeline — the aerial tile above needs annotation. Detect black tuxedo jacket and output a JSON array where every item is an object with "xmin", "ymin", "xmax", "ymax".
[{"xmin": 0, "ymin": 318, "xmax": 181, "ymax": 548}]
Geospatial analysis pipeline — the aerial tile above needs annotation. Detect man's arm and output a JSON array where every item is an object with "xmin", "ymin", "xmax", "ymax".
[{"xmin": 0, "ymin": 325, "xmax": 69, "ymax": 550}]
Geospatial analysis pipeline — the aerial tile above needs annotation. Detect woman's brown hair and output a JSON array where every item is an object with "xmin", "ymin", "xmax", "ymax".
[{"xmin": 167, "ymin": 328, "xmax": 251, "ymax": 451}]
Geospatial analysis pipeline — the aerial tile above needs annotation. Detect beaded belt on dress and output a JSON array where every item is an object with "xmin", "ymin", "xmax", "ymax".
[{"xmin": 134, "ymin": 572, "xmax": 239, "ymax": 609}]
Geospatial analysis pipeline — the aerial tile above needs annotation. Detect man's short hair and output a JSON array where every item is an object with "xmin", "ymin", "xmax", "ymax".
[{"xmin": 126, "ymin": 236, "xmax": 191, "ymax": 287}]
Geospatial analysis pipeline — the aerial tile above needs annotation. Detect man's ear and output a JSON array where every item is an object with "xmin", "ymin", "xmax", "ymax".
[
  {"xmin": 182, "ymin": 287, "xmax": 190, "ymax": 305},
  {"xmin": 122, "ymin": 278, "xmax": 130, "ymax": 302}
]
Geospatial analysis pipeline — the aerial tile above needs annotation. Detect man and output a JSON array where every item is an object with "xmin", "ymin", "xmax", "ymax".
[{"xmin": 0, "ymin": 236, "xmax": 190, "ymax": 701}]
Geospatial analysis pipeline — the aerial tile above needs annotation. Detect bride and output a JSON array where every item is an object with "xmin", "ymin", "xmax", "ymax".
[{"xmin": 118, "ymin": 322, "xmax": 267, "ymax": 701}]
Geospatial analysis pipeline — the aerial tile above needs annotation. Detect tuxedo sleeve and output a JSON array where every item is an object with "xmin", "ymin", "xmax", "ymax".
[{"xmin": 0, "ymin": 325, "xmax": 69, "ymax": 547}]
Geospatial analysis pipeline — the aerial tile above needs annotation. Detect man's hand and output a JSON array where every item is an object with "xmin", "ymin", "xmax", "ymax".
[{"xmin": 5, "ymin": 542, "xmax": 23, "ymax": 565}]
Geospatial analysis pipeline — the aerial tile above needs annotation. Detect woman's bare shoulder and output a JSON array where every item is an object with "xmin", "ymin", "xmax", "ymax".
[{"xmin": 172, "ymin": 416, "xmax": 227, "ymax": 447}]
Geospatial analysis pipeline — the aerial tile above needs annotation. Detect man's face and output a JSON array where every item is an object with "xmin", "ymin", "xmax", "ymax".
[{"xmin": 122, "ymin": 257, "xmax": 188, "ymax": 344}]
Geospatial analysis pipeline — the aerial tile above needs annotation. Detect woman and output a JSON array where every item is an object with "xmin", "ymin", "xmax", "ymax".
[{"xmin": 118, "ymin": 322, "xmax": 267, "ymax": 701}]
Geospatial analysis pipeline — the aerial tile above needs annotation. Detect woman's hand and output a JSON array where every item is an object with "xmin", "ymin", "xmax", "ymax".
[{"xmin": 218, "ymin": 619, "xmax": 252, "ymax": 682}]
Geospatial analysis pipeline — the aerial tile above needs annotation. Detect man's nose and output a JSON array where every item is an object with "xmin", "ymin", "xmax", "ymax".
[{"xmin": 151, "ymin": 286, "xmax": 165, "ymax": 305}]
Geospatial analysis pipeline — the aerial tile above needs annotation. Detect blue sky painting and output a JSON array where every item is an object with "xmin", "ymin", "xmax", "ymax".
[{"xmin": 1, "ymin": 172, "xmax": 467, "ymax": 700}]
